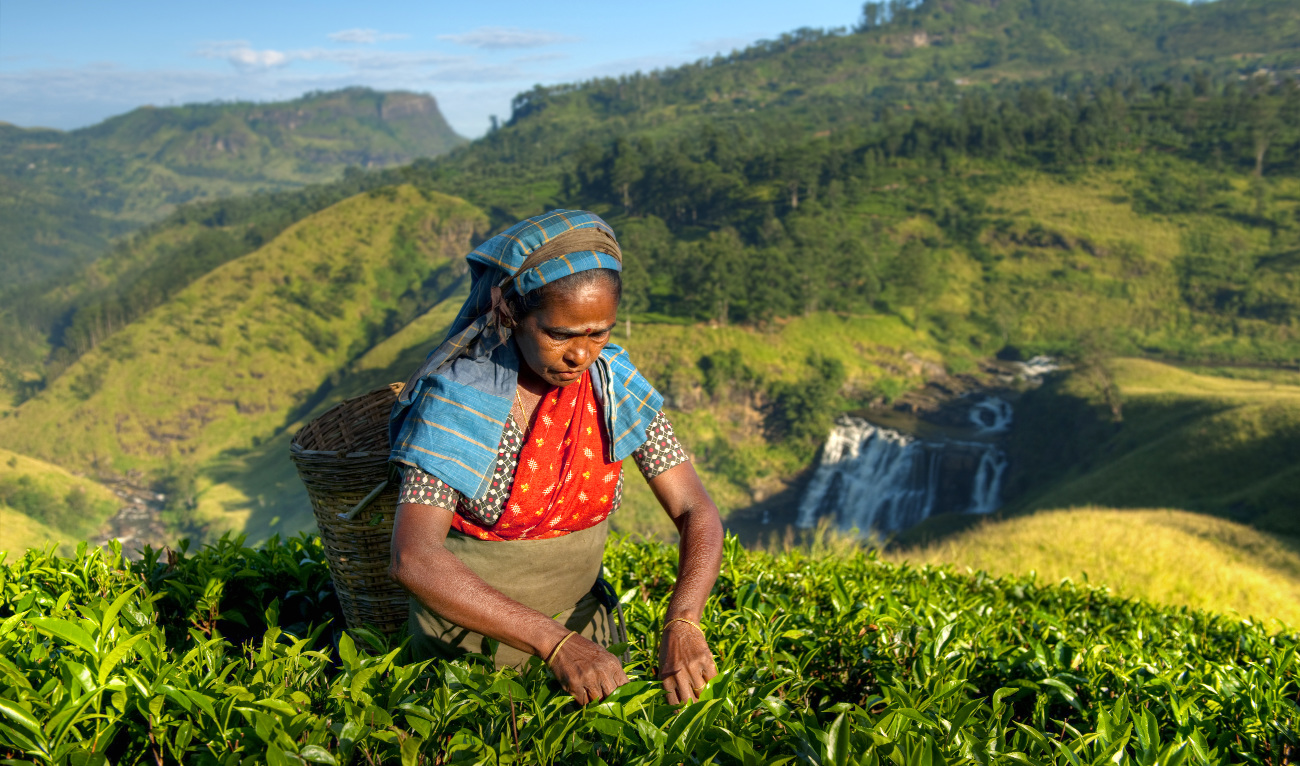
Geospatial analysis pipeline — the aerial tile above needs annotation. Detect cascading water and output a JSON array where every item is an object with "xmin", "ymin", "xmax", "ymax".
[
  {"xmin": 797, "ymin": 398, "xmax": 1011, "ymax": 536},
  {"xmin": 967, "ymin": 448, "xmax": 1009, "ymax": 514},
  {"xmin": 969, "ymin": 397, "xmax": 1013, "ymax": 435}
]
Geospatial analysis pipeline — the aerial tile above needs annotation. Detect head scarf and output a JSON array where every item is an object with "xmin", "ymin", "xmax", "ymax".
[{"xmin": 388, "ymin": 209, "xmax": 663, "ymax": 499}]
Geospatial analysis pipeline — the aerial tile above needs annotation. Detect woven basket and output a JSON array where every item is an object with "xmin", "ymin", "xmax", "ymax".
[{"xmin": 289, "ymin": 383, "xmax": 408, "ymax": 635}]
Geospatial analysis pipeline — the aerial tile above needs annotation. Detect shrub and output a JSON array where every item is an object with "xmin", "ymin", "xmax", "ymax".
[
  {"xmin": 0, "ymin": 534, "xmax": 1295, "ymax": 764},
  {"xmin": 698, "ymin": 350, "xmax": 759, "ymax": 401},
  {"xmin": 766, "ymin": 353, "xmax": 847, "ymax": 454}
]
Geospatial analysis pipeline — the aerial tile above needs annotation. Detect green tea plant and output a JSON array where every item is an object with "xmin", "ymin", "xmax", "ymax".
[{"xmin": 0, "ymin": 533, "xmax": 1295, "ymax": 765}]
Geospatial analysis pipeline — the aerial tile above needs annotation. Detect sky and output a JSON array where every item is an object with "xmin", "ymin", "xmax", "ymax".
[{"xmin": 0, "ymin": 0, "xmax": 864, "ymax": 138}]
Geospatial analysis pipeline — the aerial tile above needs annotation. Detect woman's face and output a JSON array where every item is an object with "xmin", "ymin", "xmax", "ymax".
[{"xmin": 513, "ymin": 282, "xmax": 619, "ymax": 388}]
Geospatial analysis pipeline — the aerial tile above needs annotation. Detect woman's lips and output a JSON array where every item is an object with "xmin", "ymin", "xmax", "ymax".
[{"xmin": 553, "ymin": 370, "xmax": 582, "ymax": 381}]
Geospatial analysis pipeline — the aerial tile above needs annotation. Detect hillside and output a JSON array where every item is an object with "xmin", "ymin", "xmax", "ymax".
[
  {"xmin": 7, "ymin": 0, "xmax": 1299, "ymax": 417},
  {"xmin": 414, "ymin": 0, "xmax": 1300, "ymax": 222},
  {"xmin": 998, "ymin": 358, "xmax": 1300, "ymax": 535},
  {"xmin": 0, "ymin": 88, "xmax": 464, "ymax": 288},
  {"xmin": 890, "ymin": 508, "xmax": 1300, "ymax": 628},
  {"xmin": 0, "ymin": 448, "xmax": 119, "ymax": 554},
  {"xmin": 0, "ymin": 187, "xmax": 486, "ymax": 486}
]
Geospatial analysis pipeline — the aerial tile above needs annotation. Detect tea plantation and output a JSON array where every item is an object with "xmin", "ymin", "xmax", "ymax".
[{"xmin": 0, "ymin": 534, "xmax": 1295, "ymax": 765}]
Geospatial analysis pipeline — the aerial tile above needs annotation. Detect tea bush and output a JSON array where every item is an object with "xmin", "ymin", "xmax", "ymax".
[{"xmin": 0, "ymin": 533, "xmax": 1295, "ymax": 765}]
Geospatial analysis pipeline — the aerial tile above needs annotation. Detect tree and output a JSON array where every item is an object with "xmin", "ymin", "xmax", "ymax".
[
  {"xmin": 888, "ymin": 239, "xmax": 945, "ymax": 330},
  {"xmin": 1246, "ymin": 85, "xmax": 1281, "ymax": 178},
  {"xmin": 609, "ymin": 139, "xmax": 645, "ymax": 211},
  {"xmin": 1069, "ymin": 332, "xmax": 1123, "ymax": 423},
  {"xmin": 766, "ymin": 353, "xmax": 847, "ymax": 455},
  {"xmin": 857, "ymin": 2, "xmax": 886, "ymax": 31}
]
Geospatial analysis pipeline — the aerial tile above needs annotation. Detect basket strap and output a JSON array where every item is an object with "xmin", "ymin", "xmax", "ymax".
[{"xmin": 589, "ymin": 567, "xmax": 630, "ymax": 663}]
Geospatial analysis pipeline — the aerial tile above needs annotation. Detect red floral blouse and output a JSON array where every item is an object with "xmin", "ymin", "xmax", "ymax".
[{"xmin": 398, "ymin": 409, "xmax": 689, "ymax": 535}]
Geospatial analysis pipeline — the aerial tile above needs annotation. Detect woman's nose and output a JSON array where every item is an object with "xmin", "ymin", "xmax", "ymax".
[{"xmin": 564, "ymin": 342, "xmax": 589, "ymax": 368}]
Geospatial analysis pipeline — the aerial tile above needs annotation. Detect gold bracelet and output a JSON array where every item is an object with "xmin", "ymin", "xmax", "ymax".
[
  {"xmin": 546, "ymin": 630, "xmax": 578, "ymax": 665},
  {"xmin": 663, "ymin": 617, "xmax": 705, "ymax": 636}
]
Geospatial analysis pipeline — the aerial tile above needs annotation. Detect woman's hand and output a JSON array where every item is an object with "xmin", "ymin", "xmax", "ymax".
[
  {"xmin": 547, "ymin": 634, "xmax": 630, "ymax": 705},
  {"xmin": 658, "ymin": 621, "xmax": 718, "ymax": 704}
]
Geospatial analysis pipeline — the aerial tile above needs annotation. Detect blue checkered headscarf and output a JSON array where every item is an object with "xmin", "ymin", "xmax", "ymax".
[{"xmin": 388, "ymin": 210, "xmax": 663, "ymax": 499}]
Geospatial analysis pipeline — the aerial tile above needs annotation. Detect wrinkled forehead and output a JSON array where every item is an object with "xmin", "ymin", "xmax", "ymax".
[{"xmin": 528, "ymin": 280, "xmax": 622, "ymax": 329}]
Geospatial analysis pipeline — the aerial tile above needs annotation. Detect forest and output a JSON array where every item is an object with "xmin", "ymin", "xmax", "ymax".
[{"xmin": 8, "ymin": 69, "xmax": 1298, "ymax": 406}]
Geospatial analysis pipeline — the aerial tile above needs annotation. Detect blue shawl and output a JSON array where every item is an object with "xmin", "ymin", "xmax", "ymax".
[{"xmin": 388, "ymin": 210, "xmax": 663, "ymax": 499}]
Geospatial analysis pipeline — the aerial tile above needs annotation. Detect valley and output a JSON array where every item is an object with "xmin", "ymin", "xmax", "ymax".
[
  {"xmin": 0, "ymin": 0, "xmax": 1296, "ymax": 624},
  {"xmin": 2, "ymin": 0, "xmax": 1299, "ymax": 760}
]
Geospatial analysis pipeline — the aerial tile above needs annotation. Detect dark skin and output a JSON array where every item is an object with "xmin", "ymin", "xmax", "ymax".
[{"xmin": 389, "ymin": 281, "xmax": 724, "ymax": 705}]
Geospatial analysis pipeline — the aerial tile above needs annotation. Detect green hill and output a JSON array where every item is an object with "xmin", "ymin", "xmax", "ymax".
[
  {"xmin": 0, "ymin": 186, "xmax": 485, "ymax": 485},
  {"xmin": 0, "ymin": 87, "xmax": 465, "ymax": 288},
  {"xmin": 0, "ymin": 448, "xmax": 119, "ymax": 554},
  {"xmin": 890, "ymin": 507, "xmax": 1300, "ymax": 628},
  {"xmin": 999, "ymin": 358, "xmax": 1300, "ymax": 535}
]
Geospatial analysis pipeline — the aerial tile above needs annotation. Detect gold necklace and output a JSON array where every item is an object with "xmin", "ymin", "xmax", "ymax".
[{"xmin": 513, "ymin": 387, "xmax": 526, "ymax": 425}]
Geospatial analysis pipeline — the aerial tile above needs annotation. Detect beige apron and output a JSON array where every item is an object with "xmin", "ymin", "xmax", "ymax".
[{"xmin": 407, "ymin": 519, "xmax": 613, "ymax": 668}]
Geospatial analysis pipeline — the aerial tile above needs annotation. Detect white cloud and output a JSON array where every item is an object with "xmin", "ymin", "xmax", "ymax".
[
  {"xmin": 438, "ymin": 27, "xmax": 578, "ymax": 49},
  {"xmin": 197, "ymin": 41, "xmax": 291, "ymax": 71},
  {"xmin": 192, "ymin": 41, "xmax": 466, "ymax": 76},
  {"xmin": 226, "ymin": 48, "xmax": 290, "ymax": 69},
  {"xmin": 327, "ymin": 28, "xmax": 410, "ymax": 45}
]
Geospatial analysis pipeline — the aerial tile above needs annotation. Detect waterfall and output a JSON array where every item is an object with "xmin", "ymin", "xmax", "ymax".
[
  {"xmin": 797, "ymin": 408, "xmax": 1009, "ymax": 536},
  {"xmin": 969, "ymin": 396, "xmax": 1013, "ymax": 435},
  {"xmin": 967, "ymin": 448, "xmax": 1008, "ymax": 514}
]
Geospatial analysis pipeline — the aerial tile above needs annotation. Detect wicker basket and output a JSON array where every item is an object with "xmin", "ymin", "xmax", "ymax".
[{"xmin": 289, "ymin": 383, "xmax": 408, "ymax": 635}]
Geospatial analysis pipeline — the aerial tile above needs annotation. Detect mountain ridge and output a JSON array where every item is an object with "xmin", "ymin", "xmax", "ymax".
[{"xmin": 0, "ymin": 87, "xmax": 466, "ymax": 288}]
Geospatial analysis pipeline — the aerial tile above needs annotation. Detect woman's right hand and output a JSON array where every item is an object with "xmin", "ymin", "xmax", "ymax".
[{"xmin": 547, "ymin": 634, "xmax": 629, "ymax": 705}]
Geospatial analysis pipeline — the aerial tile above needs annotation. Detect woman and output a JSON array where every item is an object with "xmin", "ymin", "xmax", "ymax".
[{"xmin": 387, "ymin": 209, "xmax": 723, "ymax": 706}]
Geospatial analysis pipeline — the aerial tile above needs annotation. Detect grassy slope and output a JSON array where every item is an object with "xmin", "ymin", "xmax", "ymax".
[
  {"xmin": 978, "ymin": 166, "xmax": 1300, "ymax": 360},
  {"xmin": 0, "ymin": 186, "xmax": 486, "ymax": 477},
  {"xmin": 0, "ymin": 448, "xmax": 119, "ymax": 555},
  {"xmin": 1008, "ymin": 358, "xmax": 1300, "ymax": 535},
  {"xmin": 198, "ymin": 284, "xmax": 474, "ymax": 540},
  {"xmin": 890, "ymin": 508, "xmax": 1300, "ymax": 628}
]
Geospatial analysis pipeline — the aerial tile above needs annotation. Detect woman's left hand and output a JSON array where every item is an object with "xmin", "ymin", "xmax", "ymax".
[{"xmin": 658, "ymin": 620, "xmax": 717, "ymax": 704}]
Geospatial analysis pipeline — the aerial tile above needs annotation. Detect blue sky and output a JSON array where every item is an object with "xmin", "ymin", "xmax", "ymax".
[{"xmin": 0, "ymin": 0, "xmax": 864, "ymax": 136}]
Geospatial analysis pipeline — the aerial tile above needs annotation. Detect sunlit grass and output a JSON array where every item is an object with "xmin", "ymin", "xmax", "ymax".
[
  {"xmin": 1015, "ymin": 359, "xmax": 1300, "ymax": 535},
  {"xmin": 889, "ymin": 507, "xmax": 1300, "ymax": 629},
  {"xmin": 987, "ymin": 170, "xmax": 1186, "ymax": 263},
  {"xmin": 0, "ymin": 187, "xmax": 486, "ymax": 476},
  {"xmin": 0, "ymin": 447, "xmax": 119, "ymax": 554}
]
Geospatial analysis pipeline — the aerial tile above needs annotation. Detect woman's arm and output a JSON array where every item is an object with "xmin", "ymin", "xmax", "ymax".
[
  {"xmin": 645, "ymin": 461, "xmax": 724, "ymax": 703},
  {"xmin": 389, "ymin": 502, "xmax": 629, "ymax": 704}
]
